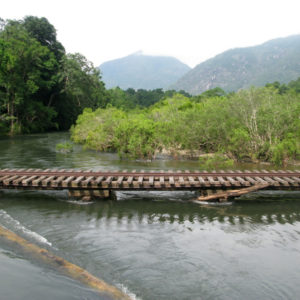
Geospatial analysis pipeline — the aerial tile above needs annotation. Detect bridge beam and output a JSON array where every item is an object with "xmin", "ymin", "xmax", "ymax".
[{"xmin": 68, "ymin": 189, "xmax": 115, "ymax": 201}]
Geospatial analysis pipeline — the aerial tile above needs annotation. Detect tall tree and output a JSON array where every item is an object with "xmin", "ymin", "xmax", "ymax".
[
  {"xmin": 54, "ymin": 53, "xmax": 108, "ymax": 129},
  {"xmin": 0, "ymin": 22, "xmax": 58, "ymax": 133}
]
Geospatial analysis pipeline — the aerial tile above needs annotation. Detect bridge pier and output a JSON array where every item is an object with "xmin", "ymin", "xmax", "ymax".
[{"xmin": 68, "ymin": 190, "xmax": 116, "ymax": 201}]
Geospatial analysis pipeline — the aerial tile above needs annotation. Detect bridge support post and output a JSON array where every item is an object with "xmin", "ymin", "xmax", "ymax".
[{"xmin": 68, "ymin": 190, "xmax": 115, "ymax": 201}]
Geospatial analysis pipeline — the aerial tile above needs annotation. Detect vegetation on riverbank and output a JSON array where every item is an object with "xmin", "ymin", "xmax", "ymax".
[
  {"xmin": 0, "ymin": 16, "xmax": 190, "ymax": 135},
  {"xmin": 71, "ymin": 82, "xmax": 300, "ymax": 165},
  {"xmin": 1, "ymin": 16, "xmax": 299, "ymax": 166}
]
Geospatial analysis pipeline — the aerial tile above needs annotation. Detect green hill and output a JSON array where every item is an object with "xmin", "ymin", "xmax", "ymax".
[
  {"xmin": 171, "ymin": 35, "xmax": 300, "ymax": 95},
  {"xmin": 99, "ymin": 52, "xmax": 191, "ymax": 90}
]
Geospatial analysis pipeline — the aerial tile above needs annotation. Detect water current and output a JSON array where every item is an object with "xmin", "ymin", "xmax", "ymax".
[{"xmin": 0, "ymin": 132, "xmax": 300, "ymax": 300}]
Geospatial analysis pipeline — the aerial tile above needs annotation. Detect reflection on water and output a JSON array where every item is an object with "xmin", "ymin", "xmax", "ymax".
[{"xmin": 0, "ymin": 133, "xmax": 300, "ymax": 300}]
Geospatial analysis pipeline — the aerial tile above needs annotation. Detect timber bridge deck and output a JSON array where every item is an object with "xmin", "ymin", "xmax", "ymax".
[{"xmin": 0, "ymin": 169, "xmax": 300, "ymax": 201}]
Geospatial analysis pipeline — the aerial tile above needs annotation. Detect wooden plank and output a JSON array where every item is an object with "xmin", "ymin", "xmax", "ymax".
[
  {"xmin": 188, "ymin": 176, "xmax": 196, "ymax": 186},
  {"xmin": 244, "ymin": 170, "xmax": 259, "ymax": 185},
  {"xmin": 137, "ymin": 175, "xmax": 144, "ymax": 187},
  {"xmin": 178, "ymin": 176, "xmax": 185, "ymax": 187},
  {"xmin": 3, "ymin": 175, "xmax": 20, "ymax": 185},
  {"xmin": 13, "ymin": 175, "xmax": 28, "ymax": 185},
  {"xmin": 285, "ymin": 170, "xmax": 300, "ymax": 183},
  {"xmin": 168, "ymin": 170, "xmax": 175, "ymax": 186},
  {"xmin": 125, "ymin": 176, "xmax": 133, "ymax": 188},
  {"xmin": 261, "ymin": 170, "xmax": 280, "ymax": 186},
  {"xmin": 252, "ymin": 169, "xmax": 270, "ymax": 185},
  {"xmin": 71, "ymin": 176, "xmax": 85, "ymax": 188},
  {"xmin": 234, "ymin": 170, "xmax": 250, "ymax": 186},
  {"xmin": 22, "ymin": 175, "xmax": 38, "ymax": 186},
  {"xmin": 90, "ymin": 176, "xmax": 104, "ymax": 188},
  {"xmin": 149, "ymin": 175, "xmax": 154, "ymax": 186},
  {"xmin": 42, "ymin": 176, "xmax": 55, "ymax": 187},
  {"xmin": 226, "ymin": 170, "xmax": 241, "ymax": 187},
  {"xmin": 197, "ymin": 184, "xmax": 270, "ymax": 201},
  {"xmin": 225, "ymin": 176, "xmax": 239, "ymax": 187},
  {"xmin": 62, "ymin": 176, "xmax": 75, "ymax": 188},
  {"xmin": 217, "ymin": 176, "xmax": 229, "ymax": 187},
  {"xmin": 214, "ymin": 171, "xmax": 229, "ymax": 187},
  {"xmin": 236, "ymin": 176, "xmax": 250, "ymax": 186},
  {"xmin": 183, "ymin": 170, "xmax": 191, "ymax": 187},
  {"xmin": 102, "ymin": 176, "xmax": 113, "ymax": 188},
  {"xmin": 52, "ymin": 176, "xmax": 66, "ymax": 187},
  {"xmin": 277, "ymin": 170, "xmax": 299, "ymax": 186},
  {"xmin": 158, "ymin": 170, "xmax": 165, "ymax": 188},
  {"xmin": 32, "ymin": 176, "xmax": 47, "ymax": 187},
  {"xmin": 113, "ymin": 176, "xmax": 124, "ymax": 188},
  {"xmin": 81, "ymin": 176, "xmax": 94, "ymax": 187},
  {"xmin": 196, "ymin": 169, "xmax": 208, "ymax": 186}
]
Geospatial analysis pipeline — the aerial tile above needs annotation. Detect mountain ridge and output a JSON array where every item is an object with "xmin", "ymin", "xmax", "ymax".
[
  {"xmin": 170, "ymin": 34, "xmax": 300, "ymax": 95},
  {"xmin": 99, "ymin": 52, "xmax": 191, "ymax": 90}
]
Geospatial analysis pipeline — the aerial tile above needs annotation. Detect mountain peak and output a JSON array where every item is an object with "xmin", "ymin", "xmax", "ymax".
[
  {"xmin": 99, "ymin": 53, "xmax": 191, "ymax": 90},
  {"xmin": 171, "ymin": 34, "xmax": 300, "ymax": 95}
]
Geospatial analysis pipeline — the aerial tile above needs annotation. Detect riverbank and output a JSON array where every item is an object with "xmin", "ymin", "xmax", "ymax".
[{"xmin": 70, "ymin": 87, "xmax": 300, "ymax": 166}]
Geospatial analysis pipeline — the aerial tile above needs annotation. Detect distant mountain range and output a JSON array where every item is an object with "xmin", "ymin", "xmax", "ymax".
[
  {"xmin": 171, "ymin": 35, "xmax": 300, "ymax": 95},
  {"xmin": 99, "ymin": 51, "xmax": 191, "ymax": 90}
]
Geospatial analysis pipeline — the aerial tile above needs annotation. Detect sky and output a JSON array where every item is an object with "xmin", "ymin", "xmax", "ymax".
[{"xmin": 2, "ymin": 0, "xmax": 300, "ymax": 68}]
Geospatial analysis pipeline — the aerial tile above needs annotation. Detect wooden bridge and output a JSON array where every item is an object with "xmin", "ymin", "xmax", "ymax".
[{"xmin": 0, "ymin": 169, "xmax": 299, "ymax": 202}]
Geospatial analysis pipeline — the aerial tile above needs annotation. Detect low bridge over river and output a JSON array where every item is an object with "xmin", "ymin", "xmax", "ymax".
[{"xmin": 0, "ymin": 169, "xmax": 300, "ymax": 202}]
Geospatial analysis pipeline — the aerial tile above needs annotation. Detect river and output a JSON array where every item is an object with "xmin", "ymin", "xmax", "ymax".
[{"xmin": 0, "ymin": 132, "xmax": 300, "ymax": 300}]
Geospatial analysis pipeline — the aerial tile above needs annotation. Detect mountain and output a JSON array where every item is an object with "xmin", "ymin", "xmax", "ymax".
[
  {"xmin": 171, "ymin": 35, "xmax": 300, "ymax": 95},
  {"xmin": 99, "ymin": 51, "xmax": 191, "ymax": 90}
]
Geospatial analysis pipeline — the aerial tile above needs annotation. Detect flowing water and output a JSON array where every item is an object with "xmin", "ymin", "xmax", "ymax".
[{"xmin": 0, "ymin": 132, "xmax": 300, "ymax": 300}]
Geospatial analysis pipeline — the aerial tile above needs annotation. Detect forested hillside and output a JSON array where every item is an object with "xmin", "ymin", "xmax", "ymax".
[
  {"xmin": 171, "ymin": 35, "xmax": 300, "ymax": 95},
  {"xmin": 100, "ymin": 52, "xmax": 191, "ymax": 90}
]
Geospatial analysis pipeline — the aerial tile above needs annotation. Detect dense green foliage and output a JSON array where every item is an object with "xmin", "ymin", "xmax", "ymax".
[
  {"xmin": 171, "ymin": 35, "xmax": 300, "ymax": 95},
  {"xmin": 71, "ymin": 84, "xmax": 300, "ymax": 165},
  {"xmin": 0, "ymin": 17, "xmax": 107, "ymax": 134},
  {"xmin": 107, "ymin": 87, "xmax": 191, "ymax": 109},
  {"xmin": 100, "ymin": 52, "xmax": 191, "ymax": 90},
  {"xmin": 1, "ymin": 16, "xmax": 299, "ymax": 167}
]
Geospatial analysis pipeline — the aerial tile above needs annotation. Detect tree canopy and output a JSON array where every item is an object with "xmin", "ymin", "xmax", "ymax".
[{"xmin": 0, "ymin": 16, "xmax": 107, "ymax": 134}]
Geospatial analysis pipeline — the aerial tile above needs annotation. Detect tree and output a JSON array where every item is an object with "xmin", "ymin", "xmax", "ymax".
[
  {"xmin": 23, "ymin": 16, "xmax": 65, "ymax": 62},
  {"xmin": 0, "ymin": 22, "xmax": 58, "ymax": 134},
  {"xmin": 54, "ymin": 53, "xmax": 108, "ymax": 129}
]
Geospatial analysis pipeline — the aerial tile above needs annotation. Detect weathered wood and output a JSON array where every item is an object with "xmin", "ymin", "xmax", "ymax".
[
  {"xmin": 197, "ymin": 176, "xmax": 207, "ymax": 187},
  {"xmin": 71, "ymin": 176, "xmax": 85, "ymax": 188},
  {"xmin": 81, "ymin": 176, "xmax": 94, "ymax": 187},
  {"xmin": 32, "ymin": 176, "xmax": 47, "ymax": 187},
  {"xmin": 62, "ymin": 176, "xmax": 75, "ymax": 188},
  {"xmin": 125, "ymin": 176, "xmax": 133, "ymax": 188},
  {"xmin": 22, "ymin": 175, "xmax": 38, "ymax": 186},
  {"xmin": 0, "ymin": 169, "xmax": 299, "ymax": 196},
  {"xmin": 261, "ymin": 170, "xmax": 280, "ymax": 186},
  {"xmin": 3, "ymin": 175, "xmax": 20, "ymax": 185},
  {"xmin": 91, "ymin": 176, "xmax": 104, "ymax": 188},
  {"xmin": 102, "ymin": 176, "xmax": 113, "ymax": 188},
  {"xmin": 197, "ymin": 184, "xmax": 270, "ymax": 201},
  {"xmin": 13, "ymin": 175, "xmax": 28, "ymax": 185},
  {"xmin": 276, "ymin": 170, "xmax": 299, "ymax": 186},
  {"xmin": 52, "ymin": 176, "xmax": 66, "ymax": 187}
]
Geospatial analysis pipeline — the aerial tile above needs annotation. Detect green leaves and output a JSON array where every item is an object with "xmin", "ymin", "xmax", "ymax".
[{"xmin": 71, "ymin": 86, "xmax": 300, "ymax": 165}]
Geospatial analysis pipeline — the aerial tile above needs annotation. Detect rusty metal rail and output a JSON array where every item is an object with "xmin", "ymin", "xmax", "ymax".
[{"xmin": 0, "ymin": 169, "xmax": 299, "ymax": 178}]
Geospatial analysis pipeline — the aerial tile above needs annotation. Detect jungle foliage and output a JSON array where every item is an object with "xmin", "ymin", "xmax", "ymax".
[
  {"xmin": 0, "ymin": 16, "xmax": 107, "ymax": 134},
  {"xmin": 71, "ymin": 84, "xmax": 300, "ymax": 165}
]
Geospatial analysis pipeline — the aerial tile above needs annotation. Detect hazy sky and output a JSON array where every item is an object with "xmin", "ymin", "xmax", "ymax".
[{"xmin": 2, "ymin": 0, "xmax": 300, "ymax": 68}]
